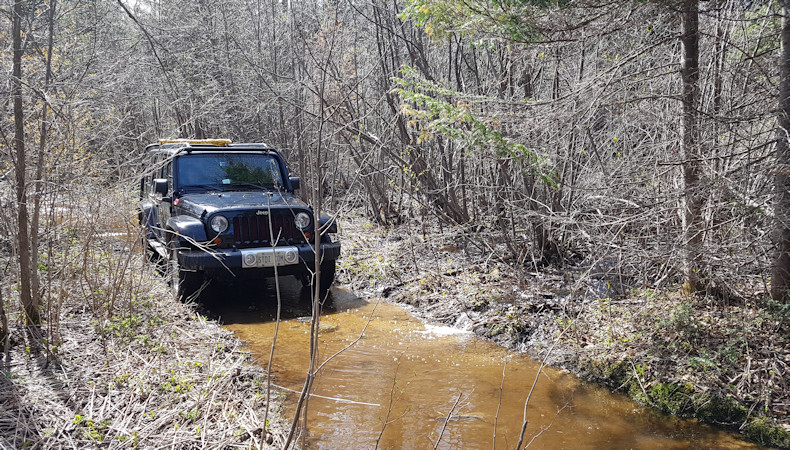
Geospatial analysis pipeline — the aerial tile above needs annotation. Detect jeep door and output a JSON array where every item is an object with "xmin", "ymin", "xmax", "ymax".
[
  {"xmin": 156, "ymin": 159, "xmax": 173, "ymax": 242},
  {"xmin": 139, "ymin": 170, "xmax": 159, "ymax": 240}
]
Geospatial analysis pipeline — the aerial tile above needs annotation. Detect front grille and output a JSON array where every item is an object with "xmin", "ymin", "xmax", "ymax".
[{"xmin": 232, "ymin": 213, "xmax": 299, "ymax": 246}]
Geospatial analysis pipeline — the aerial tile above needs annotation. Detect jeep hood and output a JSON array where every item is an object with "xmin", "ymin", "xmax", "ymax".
[{"xmin": 176, "ymin": 191, "xmax": 308, "ymax": 217}]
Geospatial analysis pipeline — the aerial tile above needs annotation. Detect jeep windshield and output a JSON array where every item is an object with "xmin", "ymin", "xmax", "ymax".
[{"xmin": 177, "ymin": 153, "xmax": 283, "ymax": 192}]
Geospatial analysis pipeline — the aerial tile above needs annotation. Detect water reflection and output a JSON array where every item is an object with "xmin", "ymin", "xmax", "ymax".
[{"xmin": 200, "ymin": 278, "xmax": 758, "ymax": 449}]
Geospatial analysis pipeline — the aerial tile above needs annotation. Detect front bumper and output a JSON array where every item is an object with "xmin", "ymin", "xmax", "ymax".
[{"xmin": 177, "ymin": 242, "xmax": 341, "ymax": 277}]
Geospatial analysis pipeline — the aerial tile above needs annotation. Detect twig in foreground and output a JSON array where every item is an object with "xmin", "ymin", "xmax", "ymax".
[{"xmin": 434, "ymin": 392, "xmax": 463, "ymax": 449}]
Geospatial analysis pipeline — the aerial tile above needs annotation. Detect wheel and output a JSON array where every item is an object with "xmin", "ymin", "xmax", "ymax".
[
  {"xmin": 140, "ymin": 213, "xmax": 163, "ymax": 264},
  {"xmin": 139, "ymin": 214, "xmax": 154, "ymax": 260},
  {"xmin": 318, "ymin": 234, "xmax": 336, "ymax": 295},
  {"xmin": 297, "ymin": 260, "xmax": 336, "ymax": 299},
  {"xmin": 299, "ymin": 235, "xmax": 337, "ymax": 296},
  {"xmin": 142, "ymin": 235, "xmax": 161, "ymax": 264},
  {"xmin": 168, "ymin": 240, "xmax": 203, "ymax": 302},
  {"xmin": 319, "ymin": 260, "xmax": 336, "ymax": 294}
]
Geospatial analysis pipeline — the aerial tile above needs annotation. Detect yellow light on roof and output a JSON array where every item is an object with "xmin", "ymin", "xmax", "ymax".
[{"xmin": 160, "ymin": 138, "xmax": 232, "ymax": 146}]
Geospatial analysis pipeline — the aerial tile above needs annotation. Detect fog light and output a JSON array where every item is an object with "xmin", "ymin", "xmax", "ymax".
[{"xmin": 284, "ymin": 249, "xmax": 297, "ymax": 264}]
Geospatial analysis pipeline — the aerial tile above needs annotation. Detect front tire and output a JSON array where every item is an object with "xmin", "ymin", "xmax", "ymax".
[
  {"xmin": 298, "ymin": 260, "xmax": 336, "ymax": 299},
  {"xmin": 319, "ymin": 260, "xmax": 336, "ymax": 294},
  {"xmin": 168, "ymin": 240, "xmax": 203, "ymax": 302}
]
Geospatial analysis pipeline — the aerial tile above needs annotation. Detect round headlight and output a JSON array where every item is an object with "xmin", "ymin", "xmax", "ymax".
[
  {"xmin": 210, "ymin": 215, "xmax": 229, "ymax": 233},
  {"xmin": 294, "ymin": 212, "xmax": 311, "ymax": 230}
]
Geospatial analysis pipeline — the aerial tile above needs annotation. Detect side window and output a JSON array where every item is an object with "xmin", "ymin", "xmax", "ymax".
[
  {"xmin": 140, "ymin": 158, "xmax": 149, "ymax": 197},
  {"xmin": 165, "ymin": 161, "xmax": 172, "ymax": 191},
  {"xmin": 149, "ymin": 152, "xmax": 165, "ymax": 196},
  {"xmin": 150, "ymin": 154, "xmax": 159, "ymax": 196},
  {"xmin": 154, "ymin": 153, "xmax": 164, "ymax": 179},
  {"xmin": 147, "ymin": 172, "xmax": 155, "ymax": 196}
]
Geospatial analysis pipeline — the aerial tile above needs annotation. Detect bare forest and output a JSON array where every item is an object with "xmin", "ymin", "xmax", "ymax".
[{"xmin": 2, "ymin": 0, "xmax": 790, "ymax": 447}]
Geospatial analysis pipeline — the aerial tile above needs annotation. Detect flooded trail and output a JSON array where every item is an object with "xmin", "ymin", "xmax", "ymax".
[{"xmin": 204, "ymin": 278, "xmax": 757, "ymax": 449}]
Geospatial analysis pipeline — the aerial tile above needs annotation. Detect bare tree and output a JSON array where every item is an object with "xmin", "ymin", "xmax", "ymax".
[
  {"xmin": 0, "ymin": 282, "xmax": 7, "ymax": 354},
  {"xmin": 679, "ymin": 0, "xmax": 704, "ymax": 293},
  {"xmin": 775, "ymin": 0, "xmax": 790, "ymax": 303},
  {"xmin": 11, "ymin": 0, "xmax": 40, "ymax": 324}
]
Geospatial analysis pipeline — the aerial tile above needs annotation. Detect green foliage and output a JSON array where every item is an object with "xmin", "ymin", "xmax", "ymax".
[
  {"xmin": 761, "ymin": 296, "xmax": 790, "ymax": 325},
  {"xmin": 656, "ymin": 300, "xmax": 698, "ymax": 337},
  {"xmin": 72, "ymin": 415, "xmax": 112, "ymax": 442},
  {"xmin": 485, "ymin": 306, "xmax": 529, "ymax": 337},
  {"xmin": 743, "ymin": 416, "xmax": 790, "ymax": 448},
  {"xmin": 581, "ymin": 351, "xmax": 790, "ymax": 448},
  {"xmin": 102, "ymin": 313, "xmax": 169, "ymax": 352},
  {"xmin": 180, "ymin": 408, "xmax": 201, "ymax": 421},
  {"xmin": 394, "ymin": 66, "xmax": 555, "ymax": 187},
  {"xmin": 103, "ymin": 314, "xmax": 142, "ymax": 341},
  {"xmin": 636, "ymin": 382, "xmax": 751, "ymax": 429},
  {"xmin": 638, "ymin": 382, "xmax": 692, "ymax": 416},
  {"xmin": 160, "ymin": 374, "xmax": 194, "ymax": 394},
  {"xmin": 399, "ymin": 0, "xmax": 560, "ymax": 41},
  {"xmin": 696, "ymin": 395, "xmax": 748, "ymax": 426}
]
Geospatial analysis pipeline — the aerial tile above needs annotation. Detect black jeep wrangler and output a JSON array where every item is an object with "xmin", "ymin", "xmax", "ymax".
[{"xmin": 138, "ymin": 139, "xmax": 340, "ymax": 301}]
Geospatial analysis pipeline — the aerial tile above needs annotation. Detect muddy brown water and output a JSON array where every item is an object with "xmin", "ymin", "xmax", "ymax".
[{"xmin": 201, "ymin": 278, "xmax": 758, "ymax": 449}]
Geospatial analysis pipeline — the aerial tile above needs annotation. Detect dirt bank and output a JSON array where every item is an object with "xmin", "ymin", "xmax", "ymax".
[{"xmin": 337, "ymin": 214, "xmax": 790, "ymax": 448}]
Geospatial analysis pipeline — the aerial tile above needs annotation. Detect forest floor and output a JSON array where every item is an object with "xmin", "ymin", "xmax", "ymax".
[
  {"xmin": 336, "ymin": 212, "xmax": 790, "ymax": 448},
  {"xmin": 0, "ymin": 248, "xmax": 287, "ymax": 449},
  {"xmin": 2, "ymin": 205, "xmax": 788, "ymax": 448}
]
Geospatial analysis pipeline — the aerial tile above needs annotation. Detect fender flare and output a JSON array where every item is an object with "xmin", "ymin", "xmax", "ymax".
[
  {"xmin": 166, "ymin": 215, "xmax": 208, "ymax": 246},
  {"xmin": 138, "ymin": 201, "xmax": 159, "ymax": 236},
  {"xmin": 319, "ymin": 214, "xmax": 338, "ymax": 234}
]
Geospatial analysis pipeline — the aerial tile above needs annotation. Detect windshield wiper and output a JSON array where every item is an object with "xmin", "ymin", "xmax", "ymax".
[{"xmin": 181, "ymin": 184, "xmax": 229, "ymax": 192}]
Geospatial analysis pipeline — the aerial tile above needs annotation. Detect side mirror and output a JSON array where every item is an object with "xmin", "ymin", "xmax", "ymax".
[
  {"xmin": 154, "ymin": 178, "xmax": 168, "ymax": 196},
  {"xmin": 289, "ymin": 177, "xmax": 300, "ymax": 191}
]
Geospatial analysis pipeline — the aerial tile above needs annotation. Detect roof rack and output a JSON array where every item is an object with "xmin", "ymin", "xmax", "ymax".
[{"xmin": 145, "ymin": 140, "xmax": 276, "ymax": 155}]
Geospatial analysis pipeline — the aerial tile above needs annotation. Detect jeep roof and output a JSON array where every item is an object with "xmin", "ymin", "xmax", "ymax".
[{"xmin": 145, "ymin": 139, "xmax": 277, "ymax": 155}]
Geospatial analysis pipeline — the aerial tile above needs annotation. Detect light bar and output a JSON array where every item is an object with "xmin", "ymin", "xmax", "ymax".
[{"xmin": 159, "ymin": 138, "xmax": 232, "ymax": 146}]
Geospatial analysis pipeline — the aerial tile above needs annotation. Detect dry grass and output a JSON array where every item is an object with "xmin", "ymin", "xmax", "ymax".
[
  {"xmin": 0, "ymin": 186, "xmax": 286, "ymax": 449},
  {"xmin": 0, "ymin": 259, "xmax": 286, "ymax": 449}
]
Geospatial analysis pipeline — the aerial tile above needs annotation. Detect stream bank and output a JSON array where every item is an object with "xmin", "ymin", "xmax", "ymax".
[{"xmin": 337, "ymin": 214, "xmax": 790, "ymax": 448}]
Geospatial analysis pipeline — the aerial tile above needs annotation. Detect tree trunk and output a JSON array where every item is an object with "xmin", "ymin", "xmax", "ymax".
[
  {"xmin": 13, "ymin": 0, "xmax": 40, "ymax": 324},
  {"xmin": 680, "ymin": 0, "xmax": 704, "ymax": 294},
  {"xmin": 0, "ymin": 282, "xmax": 7, "ymax": 354},
  {"xmin": 30, "ymin": 0, "xmax": 56, "ymax": 321},
  {"xmin": 773, "ymin": 1, "xmax": 790, "ymax": 303}
]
